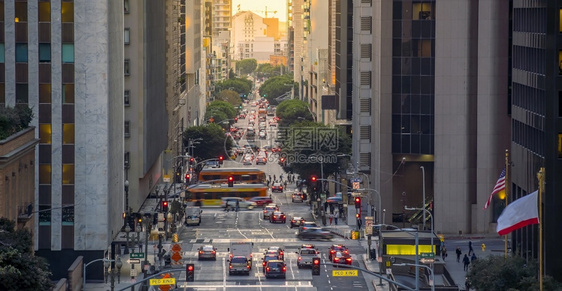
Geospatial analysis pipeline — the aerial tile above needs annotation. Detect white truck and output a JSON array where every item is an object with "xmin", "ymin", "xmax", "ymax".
[
  {"xmin": 228, "ymin": 241, "xmax": 254, "ymax": 270},
  {"xmin": 184, "ymin": 206, "xmax": 202, "ymax": 226}
]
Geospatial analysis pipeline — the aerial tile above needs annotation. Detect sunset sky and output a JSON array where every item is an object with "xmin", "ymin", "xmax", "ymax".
[{"xmin": 232, "ymin": 0, "xmax": 288, "ymax": 21}]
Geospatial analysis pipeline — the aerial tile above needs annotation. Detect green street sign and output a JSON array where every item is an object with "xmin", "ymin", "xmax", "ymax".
[
  {"xmin": 130, "ymin": 252, "xmax": 145, "ymax": 259},
  {"xmin": 420, "ymin": 252, "xmax": 434, "ymax": 259}
]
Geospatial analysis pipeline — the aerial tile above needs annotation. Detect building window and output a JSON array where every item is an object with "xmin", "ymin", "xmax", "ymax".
[
  {"xmin": 39, "ymin": 43, "xmax": 51, "ymax": 63},
  {"xmin": 39, "ymin": 124, "xmax": 52, "ymax": 144},
  {"xmin": 16, "ymin": 44, "xmax": 28, "ymax": 63},
  {"xmin": 125, "ymin": 121, "xmax": 130, "ymax": 137},
  {"xmin": 39, "ymin": 84, "xmax": 51, "ymax": 103},
  {"xmin": 62, "ymin": 164, "xmax": 74, "ymax": 184},
  {"xmin": 39, "ymin": 2, "xmax": 51, "ymax": 22},
  {"xmin": 0, "ymin": 43, "xmax": 4, "ymax": 63},
  {"xmin": 413, "ymin": 3, "xmax": 434, "ymax": 20},
  {"xmin": 0, "ymin": 83, "xmax": 5, "ymax": 104},
  {"xmin": 61, "ymin": 2, "xmax": 74, "ymax": 23},
  {"xmin": 124, "ymin": 0, "xmax": 130, "ymax": 13},
  {"xmin": 62, "ymin": 206, "xmax": 74, "ymax": 226},
  {"xmin": 558, "ymin": 133, "xmax": 562, "ymax": 158},
  {"xmin": 39, "ymin": 164, "xmax": 51, "ymax": 184},
  {"xmin": 360, "ymin": 71, "xmax": 371, "ymax": 87},
  {"xmin": 124, "ymin": 90, "xmax": 130, "ymax": 106},
  {"xmin": 62, "ymin": 44, "xmax": 74, "ymax": 63},
  {"xmin": 63, "ymin": 124, "xmax": 75, "ymax": 144},
  {"xmin": 361, "ymin": 17, "xmax": 372, "ymax": 32},
  {"xmin": 63, "ymin": 84, "xmax": 75, "ymax": 103},
  {"xmin": 39, "ymin": 205, "xmax": 51, "ymax": 226},
  {"xmin": 16, "ymin": 84, "xmax": 28, "ymax": 104},
  {"xmin": 124, "ymin": 28, "xmax": 130, "ymax": 44},
  {"xmin": 125, "ymin": 59, "xmax": 130, "ymax": 75},
  {"xmin": 15, "ymin": 2, "xmax": 27, "ymax": 22}
]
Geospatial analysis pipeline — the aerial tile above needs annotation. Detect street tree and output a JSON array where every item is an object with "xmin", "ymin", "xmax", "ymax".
[
  {"xmin": 466, "ymin": 255, "xmax": 561, "ymax": 291},
  {"xmin": 206, "ymin": 100, "xmax": 237, "ymax": 120},
  {"xmin": 236, "ymin": 58, "xmax": 258, "ymax": 75},
  {"xmin": 259, "ymin": 76, "xmax": 297, "ymax": 105},
  {"xmin": 255, "ymin": 63, "xmax": 286, "ymax": 79},
  {"xmin": 275, "ymin": 99, "xmax": 313, "ymax": 127},
  {"xmin": 278, "ymin": 121, "xmax": 351, "ymax": 179},
  {"xmin": 0, "ymin": 218, "xmax": 53, "ymax": 290},
  {"xmin": 213, "ymin": 78, "xmax": 252, "ymax": 99},
  {"xmin": 183, "ymin": 123, "xmax": 233, "ymax": 160},
  {"xmin": 217, "ymin": 89, "xmax": 243, "ymax": 107}
]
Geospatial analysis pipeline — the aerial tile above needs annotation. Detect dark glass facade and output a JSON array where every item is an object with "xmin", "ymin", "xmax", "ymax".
[{"xmin": 391, "ymin": 1, "xmax": 435, "ymax": 155}]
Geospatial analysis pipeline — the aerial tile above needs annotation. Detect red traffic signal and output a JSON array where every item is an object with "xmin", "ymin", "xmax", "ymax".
[
  {"xmin": 162, "ymin": 201, "xmax": 169, "ymax": 212},
  {"xmin": 310, "ymin": 175, "xmax": 317, "ymax": 183},
  {"xmin": 354, "ymin": 197, "xmax": 361, "ymax": 208},
  {"xmin": 185, "ymin": 173, "xmax": 191, "ymax": 181},
  {"xmin": 218, "ymin": 156, "xmax": 224, "ymax": 165},
  {"xmin": 187, "ymin": 264, "xmax": 194, "ymax": 271},
  {"xmin": 189, "ymin": 157, "xmax": 195, "ymax": 164},
  {"xmin": 228, "ymin": 176, "xmax": 234, "ymax": 187},
  {"xmin": 186, "ymin": 263, "xmax": 195, "ymax": 281},
  {"xmin": 356, "ymin": 213, "xmax": 361, "ymax": 219}
]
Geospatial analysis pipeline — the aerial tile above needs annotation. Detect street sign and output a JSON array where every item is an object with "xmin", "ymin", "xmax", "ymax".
[
  {"xmin": 420, "ymin": 252, "xmax": 435, "ymax": 259},
  {"xmin": 163, "ymin": 175, "xmax": 171, "ymax": 183},
  {"xmin": 130, "ymin": 269, "xmax": 138, "ymax": 277},
  {"xmin": 130, "ymin": 252, "xmax": 145, "ymax": 259},
  {"xmin": 149, "ymin": 278, "xmax": 176, "ymax": 285},
  {"xmin": 352, "ymin": 178, "xmax": 361, "ymax": 183},
  {"xmin": 128, "ymin": 259, "xmax": 141, "ymax": 264},
  {"xmin": 365, "ymin": 217, "xmax": 374, "ymax": 235},
  {"xmin": 332, "ymin": 270, "xmax": 358, "ymax": 276},
  {"xmin": 352, "ymin": 182, "xmax": 360, "ymax": 190}
]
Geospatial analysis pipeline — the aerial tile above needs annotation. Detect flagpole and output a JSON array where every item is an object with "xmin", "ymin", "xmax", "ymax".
[
  {"xmin": 504, "ymin": 149, "xmax": 509, "ymax": 258},
  {"xmin": 537, "ymin": 167, "xmax": 545, "ymax": 291}
]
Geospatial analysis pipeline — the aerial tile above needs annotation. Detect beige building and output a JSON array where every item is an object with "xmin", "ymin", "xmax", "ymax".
[{"xmin": 353, "ymin": 0, "xmax": 510, "ymax": 235}]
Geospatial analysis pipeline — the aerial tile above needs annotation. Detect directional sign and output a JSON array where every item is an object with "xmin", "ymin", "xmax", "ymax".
[
  {"xmin": 130, "ymin": 252, "xmax": 145, "ymax": 259},
  {"xmin": 420, "ymin": 252, "xmax": 435, "ymax": 259},
  {"xmin": 149, "ymin": 278, "xmax": 176, "ymax": 286},
  {"xmin": 333, "ymin": 270, "xmax": 358, "ymax": 276},
  {"xmin": 128, "ymin": 259, "xmax": 141, "ymax": 264}
]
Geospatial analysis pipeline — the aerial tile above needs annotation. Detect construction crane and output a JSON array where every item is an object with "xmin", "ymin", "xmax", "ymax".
[{"xmin": 255, "ymin": 6, "xmax": 277, "ymax": 18}]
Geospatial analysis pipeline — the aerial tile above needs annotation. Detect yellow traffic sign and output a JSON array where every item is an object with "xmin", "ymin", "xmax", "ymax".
[
  {"xmin": 332, "ymin": 270, "xmax": 358, "ymax": 276},
  {"xmin": 149, "ymin": 278, "xmax": 176, "ymax": 285}
]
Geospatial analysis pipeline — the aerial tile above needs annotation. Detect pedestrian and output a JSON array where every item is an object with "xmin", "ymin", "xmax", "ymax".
[
  {"xmin": 329, "ymin": 213, "xmax": 334, "ymax": 225},
  {"xmin": 441, "ymin": 245, "xmax": 447, "ymax": 261},
  {"xmin": 456, "ymin": 247, "xmax": 462, "ymax": 263},
  {"xmin": 468, "ymin": 241, "xmax": 474, "ymax": 256},
  {"xmin": 463, "ymin": 254, "xmax": 470, "ymax": 271},
  {"xmin": 235, "ymin": 200, "xmax": 240, "ymax": 212},
  {"xmin": 334, "ymin": 209, "xmax": 339, "ymax": 225},
  {"xmin": 471, "ymin": 253, "xmax": 477, "ymax": 263}
]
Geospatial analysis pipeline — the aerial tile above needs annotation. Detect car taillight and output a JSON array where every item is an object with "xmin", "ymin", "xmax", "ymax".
[
  {"xmin": 334, "ymin": 258, "xmax": 340, "ymax": 261},
  {"xmin": 229, "ymin": 265, "xmax": 232, "ymax": 269},
  {"xmin": 266, "ymin": 267, "xmax": 270, "ymax": 272},
  {"xmin": 282, "ymin": 266, "xmax": 287, "ymax": 272},
  {"xmin": 247, "ymin": 264, "xmax": 251, "ymax": 269},
  {"xmin": 199, "ymin": 250, "xmax": 203, "ymax": 254},
  {"xmin": 291, "ymin": 220, "xmax": 295, "ymax": 222},
  {"xmin": 263, "ymin": 261, "xmax": 266, "ymax": 266},
  {"xmin": 279, "ymin": 251, "xmax": 283, "ymax": 255},
  {"xmin": 298, "ymin": 256, "xmax": 302, "ymax": 261},
  {"xmin": 330, "ymin": 250, "xmax": 335, "ymax": 254},
  {"xmin": 344, "ymin": 250, "xmax": 349, "ymax": 254},
  {"xmin": 346, "ymin": 258, "xmax": 352, "ymax": 262},
  {"xmin": 263, "ymin": 210, "xmax": 267, "ymax": 213},
  {"xmin": 212, "ymin": 251, "xmax": 216, "ymax": 254},
  {"xmin": 273, "ymin": 215, "xmax": 276, "ymax": 218}
]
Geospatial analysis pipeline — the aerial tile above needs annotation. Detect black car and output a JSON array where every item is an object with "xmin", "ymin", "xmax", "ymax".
[
  {"xmin": 297, "ymin": 227, "xmax": 334, "ymax": 240},
  {"xmin": 264, "ymin": 260, "xmax": 286, "ymax": 279}
]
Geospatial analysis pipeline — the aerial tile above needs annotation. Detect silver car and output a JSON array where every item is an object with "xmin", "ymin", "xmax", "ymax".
[{"xmin": 198, "ymin": 245, "xmax": 217, "ymax": 260}]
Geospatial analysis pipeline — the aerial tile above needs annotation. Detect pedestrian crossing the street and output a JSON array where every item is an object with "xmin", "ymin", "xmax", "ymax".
[{"xmin": 187, "ymin": 237, "xmax": 347, "ymax": 244}]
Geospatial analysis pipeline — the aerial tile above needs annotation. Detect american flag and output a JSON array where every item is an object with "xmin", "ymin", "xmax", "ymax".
[{"xmin": 484, "ymin": 168, "xmax": 506, "ymax": 209}]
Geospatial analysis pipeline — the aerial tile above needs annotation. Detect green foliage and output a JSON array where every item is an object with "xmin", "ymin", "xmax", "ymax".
[
  {"xmin": 183, "ymin": 123, "xmax": 232, "ymax": 160},
  {"xmin": 466, "ymin": 255, "xmax": 562, "ymax": 291},
  {"xmin": 0, "ymin": 218, "xmax": 53, "ymax": 290},
  {"xmin": 259, "ymin": 75, "xmax": 297, "ymax": 105},
  {"xmin": 0, "ymin": 105, "xmax": 34, "ymax": 140},
  {"xmin": 255, "ymin": 63, "xmax": 287, "ymax": 79},
  {"xmin": 205, "ymin": 100, "xmax": 237, "ymax": 126},
  {"xmin": 280, "ymin": 122, "xmax": 351, "ymax": 179},
  {"xmin": 169, "ymin": 200, "xmax": 183, "ymax": 216},
  {"xmin": 236, "ymin": 59, "xmax": 258, "ymax": 75},
  {"xmin": 275, "ymin": 99, "xmax": 314, "ymax": 127},
  {"xmin": 214, "ymin": 78, "xmax": 252, "ymax": 98},
  {"xmin": 217, "ymin": 90, "xmax": 243, "ymax": 107}
]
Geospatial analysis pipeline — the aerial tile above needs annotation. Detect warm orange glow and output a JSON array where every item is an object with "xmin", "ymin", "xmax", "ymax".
[{"xmin": 498, "ymin": 189, "xmax": 506, "ymax": 200}]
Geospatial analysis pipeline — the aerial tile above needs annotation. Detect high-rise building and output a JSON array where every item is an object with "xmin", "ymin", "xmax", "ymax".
[
  {"xmin": 330, "ymin": 0, "xmax": 353, "ymax": 124},
  {"xmin": 289, "ymin": 0, "xmax": 306, "ymax": 99},
  {"xmin": 354, "ymin": 0, "xmax": 510, "ymax": 235},
  {"xmin": 510, "ymin": 1, "xmax": 562, "ymax": 280}
]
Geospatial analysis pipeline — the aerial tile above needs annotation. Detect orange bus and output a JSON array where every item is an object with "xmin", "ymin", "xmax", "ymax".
[
  {"xmin": 197, "ymin": 167, "xmax": 266, "ymax": 184},
  {"xmin": 185, "ymin": 183, "xmax": 268, "ymax": 206}
]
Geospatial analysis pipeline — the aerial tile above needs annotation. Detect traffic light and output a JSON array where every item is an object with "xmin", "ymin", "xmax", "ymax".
[
  {"xmin": 186, "ymin": 263, "xmax": 195, "ymax": 281},
  {"xmin": 354, "ymin": 197, "xmax": 361, "ymax": 209},
  {"xmin": 162, "ymin": 201, "xmax": 169, "ymax": 212},
  {"xmin": 153, "ymin": 214, "xmax": 158, "ymax": 225},
  {"xmin": 356, "ymin": 212, "xmax": 361, "ymax": 219},
  {"xmin": 310, "ymin": 175, "xmax": 317, "ymax": 183},
  {"xmin": 175, "ymin": 170, "xmax": 181, "ymax": 183},
  {"xmin": 218, "ymin": 156, "xmax": 224, "ymax": 165},
  {"xmin": 189, "ymin": 157, "xmax": 195, "ymax": 165},
  {"xmin": 185, "ymin": 173, "xmax": 191, "ymax": 183},
  {"xmin": 312, "ymin": 258, "xmax": 320, "ymax": 275},
  {"xmin": 228, "ymin": 176, "xmax": 234, "ymax": 187}
]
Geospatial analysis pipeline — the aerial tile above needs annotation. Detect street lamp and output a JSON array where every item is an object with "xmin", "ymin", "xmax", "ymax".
[
  {"xmin": 104, "ymin": 256, "xmax": 123, "ymax": 291},
  {"xmin": 124, "ymin": 180, "xmax": 129, "ymax": 228},
  {"xmin": 405, "ymin": 206, "xmax": 435, "ymax": 291}
]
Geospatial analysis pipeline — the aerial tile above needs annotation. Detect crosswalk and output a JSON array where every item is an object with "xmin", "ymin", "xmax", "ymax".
[{"xmin": 188, "ymin": 237, "xmax": 346, "ymax": 244}]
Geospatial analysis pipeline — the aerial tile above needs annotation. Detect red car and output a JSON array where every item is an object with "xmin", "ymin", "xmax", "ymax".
[
  {"xmin": 329, "ymin": 244, "xmax": 349, "ymax": 261},
  {"xmin": 269, "ymin": 211, "xmax": 286, "ymax": 223},
  {"xmin": 249, "ymin": 197, "xmax": 273, "ymax": 207},
  {"xmin": 271, "ymin": 183, "xmax": 284, "ymax": 193},
  {"xmin": 332, "ymin": 252, "xmax": 352, "ymax": 265}
]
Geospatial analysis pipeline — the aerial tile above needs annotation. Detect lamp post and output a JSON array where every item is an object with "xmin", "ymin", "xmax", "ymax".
[
  {"xmin": 420, "ymin": 166, "xmax": 426, "ymax": 230},
  {"xmin": 405, "ymin": 206, "xmax": 435, "ymax": 291},
  {"xmin": 104, "ymin": 256, "xmax": 122, "ymax": 291},
  {"xmin": 124, "ymin": 180, "xmax": 129, "ymax": 227}
]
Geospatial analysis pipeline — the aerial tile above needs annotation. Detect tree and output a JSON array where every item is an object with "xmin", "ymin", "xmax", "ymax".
[
  {"xmin": 206, "ymin": 100, "xmax": 237, "ymax": 121},
  {"xmin": 182, "ymin": 123, "xmax": 233, "ymax": 160},
  {"xmin": 279, "ymin": 121, "xmax": 351, "ymax": 179},
  {"xmin": 255, "ymin": 63, "xmax": 287, "ymax": 79},
  {"xmin": 466, "ymin": 255, "xmax": 562, "ymax": 291},
  {"xmin": 0, "ymin": 218, "xmax": 53, "ymax": 290},
  {"xmin": 236, "ymin": 59, "xmax": 258, "ymax": 75},
  {"xmin": 213, "ymin": 78, "xmax": 252, "ymax": 99},
  {"xmin": 275, "ymin": 99, "xmax": 314, "ymax": 127},
  {"xmin": 217, "ymin": 90, "xmax": 243, "ymax": 106},
  {"xmin": 259, "ymin": 75, "xmax": 297, "ymax": 105},
  {"xmin": 0, "ymin": 105, "xmax": 33, "ymax": 140}
]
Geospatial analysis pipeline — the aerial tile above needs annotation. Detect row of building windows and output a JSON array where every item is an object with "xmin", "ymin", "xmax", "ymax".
[
  {"xmin": 38, "ymin": 164, "xmax": 75, "ymax": 185},
  {"xmin": 11, "ymin": 1, "xmax": 74, "ymax": 23},
  {"xmin": 39, "ymin": 123, "xmax": 75, "ymax": 144},
  {"xmin": 512, "ymin": 119, "xmax": 545, "ymax": 158}
]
